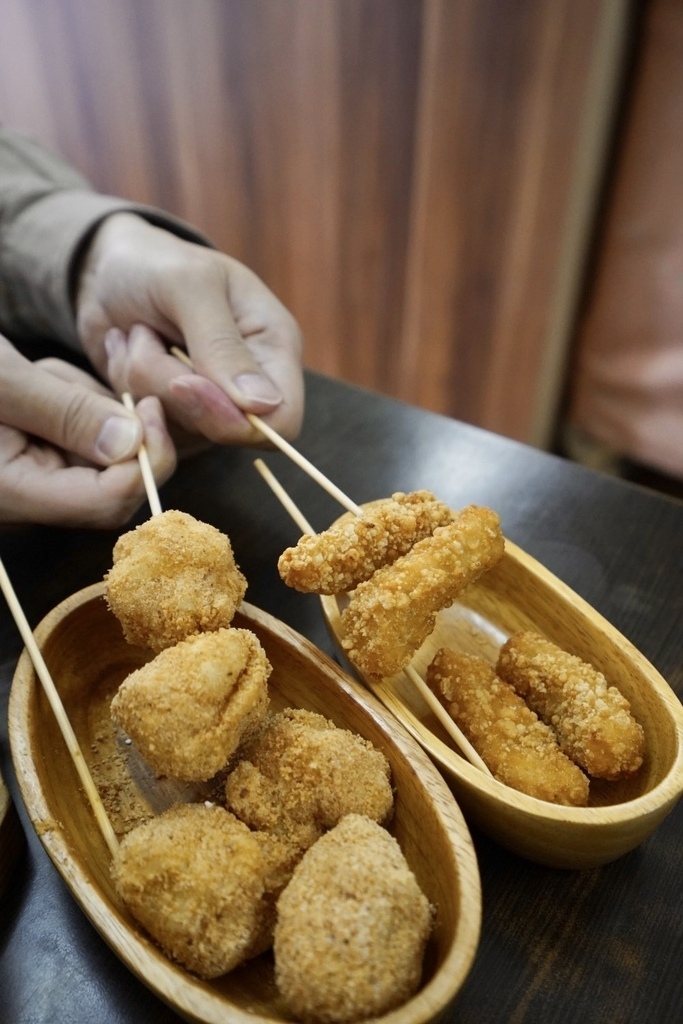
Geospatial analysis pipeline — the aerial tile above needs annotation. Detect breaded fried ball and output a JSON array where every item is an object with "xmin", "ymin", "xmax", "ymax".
[
  {"xmin": 112, "ymin": 803, "xmax": 274, "ymax": 978},
  {"xmin": 274, "ymin": 814, "xmax": 433, "ymax": 1023},
  {"xmin": 111, "ymin": 627, "xmax": 270, "ymax": 781},
  {"xmin": 225, "ymin": 708, "xmax": 394, "ymax": 852},
  {"xmin": 105, "ymin": 509, "xmax": 247, "ymax": 651}
]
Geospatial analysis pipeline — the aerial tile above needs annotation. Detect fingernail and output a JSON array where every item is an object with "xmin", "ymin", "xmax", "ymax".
[
  {"xmin": 170, "ymin": 377, "xmax": 204, "ymax": 419},
  {"xmin": 95, "ymin": 415, "xmax": 141, "ymax": 462},
  {"xmin": 234, "ymin": 373, "xmax": 282, "ymax": 406},
  {"xmin": 104, "ymin": 327, "xmax": 127, "ymax": 360}
]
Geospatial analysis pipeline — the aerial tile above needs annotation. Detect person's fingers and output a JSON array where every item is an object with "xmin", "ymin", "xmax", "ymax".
[
  {"xmin": 1, "ymin": 347, "xmax": 144, "ymax": 467},
  {"xmin": 33, "ymin": 357, "xmax": 115, "ymax": 397},
  {"xmin": 0, "ymin": 397, "xmax": 176, "ymax": 529},
  {"xmin": 161, "ymin": 259, "xmax": 286, "ymax": 415},
  {"xmin": 107, "ymin": 324, "xmax": 259, "ymax": 444}
]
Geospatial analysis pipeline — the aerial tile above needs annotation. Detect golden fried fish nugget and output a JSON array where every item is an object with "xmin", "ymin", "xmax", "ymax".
[
  {"xmin": 225, "ymin": 708, "xmax": 394, "ymax": 851},
  {"xmin": 278, "ymin": 490, "xmax": 454, "ymax": 594},
  {"xmin": 427, "ymin": 649, "xmax": 589, "ymax": 805},
  {"xmin": 112, "ymin": 803, "xmax": 274, "ymax": 978},
  {"xmin": 497, "ymin": 631, "xmax": 645, "ymax": 780},
  {"xmin": 341, "ymin": 505, "xmax": 505, "ymax": 678},
  {"xmin": 105, "ymin": 509, "xmax": 247, "ymax": 651},
  {"xmin": 274, "ymin": 814, "xmax": 433, "ymax": 1023},
  {"xmin": 111, "ymin": 627, "xmax": 270, "ymax": 781}
]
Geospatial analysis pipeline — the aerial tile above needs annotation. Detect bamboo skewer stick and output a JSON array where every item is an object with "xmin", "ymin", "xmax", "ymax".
[
  {"xmin": 169, "ymin": 346, "xmax": 361, "ymax": 516},
  {"xmin": 121, "ymin": 392, "xmax": 163, "ymax": 517},
  {"xmin": 254, "ymin": 459, "xmax": 492, "ymax": 775},
  {"xmin": 0, "ymin": 557, "xmax": 119, "ymax": 857}
]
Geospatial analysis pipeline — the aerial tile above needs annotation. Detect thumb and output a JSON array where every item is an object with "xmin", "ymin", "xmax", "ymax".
[{"xmin": 4, "ymin": 355, "xmax": 142, "ymax": 466}]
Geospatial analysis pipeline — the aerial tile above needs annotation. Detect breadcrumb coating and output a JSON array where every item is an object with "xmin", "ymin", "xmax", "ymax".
[
  {"xmin": 277, "ymin": 490, "xmax": 454, "ymax": 594},
  {"xmin": 274, "ymin": 814, "xmax": 433, "ymax": 1024},
  {"xmin": 427, "ymin": 649, "xmax": 589, "ymax": 805},
  {"xmin": 112, "ymin": 803, "xmax": 275, "ymax": 978},
  {"xmin": 497, "ymin": 632, "xmax": 645, "ymax": 780},
  {"xmin": 111, "ymin": 627, "xmax": 270, "ymax": 781},
  {"xmin": 105, "ymin": 509, "xmax": 247, "ymax": 651},
  {"xmin": 341, "ymin": 505, "xmax": 505, "ymax": 678},
  {"xmin": 225, "ymin": 708, "xmax": 394, "ymax": 852}
]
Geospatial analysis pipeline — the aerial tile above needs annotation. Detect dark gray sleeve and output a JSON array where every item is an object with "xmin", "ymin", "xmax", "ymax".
[{"xmin": 0, "ymin": 126, "xmax": 210, "ymax": 349}]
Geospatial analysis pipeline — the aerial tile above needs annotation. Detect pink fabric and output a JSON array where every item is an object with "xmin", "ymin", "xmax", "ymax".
[{"xmin": 569, "ymin": 0, "xmax": 683, "ymax": 479}]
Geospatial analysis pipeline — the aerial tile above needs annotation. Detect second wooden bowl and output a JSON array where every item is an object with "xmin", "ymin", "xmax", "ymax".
[
  {"xmin": 322, "ymin": 537, "xmax": 683, "ymax": 870},
  {"xmin": 9, "ymin": 583, "xmax": 481, "ymax": 1024}
]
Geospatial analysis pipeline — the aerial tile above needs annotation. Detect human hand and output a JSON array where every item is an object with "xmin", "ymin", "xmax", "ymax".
[
  {"xmin": 0, "ymin": 337, "xmax": 176, "ymax": 528},
  {"xmin": 76, "ymin": 213, "xmax": 304, "ymax": 445}
]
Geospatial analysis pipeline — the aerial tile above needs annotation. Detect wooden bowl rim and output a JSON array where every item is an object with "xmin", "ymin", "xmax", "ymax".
[{"xmin": 9, "ymin": 582, "xmax": 482, "ymax": 1024}]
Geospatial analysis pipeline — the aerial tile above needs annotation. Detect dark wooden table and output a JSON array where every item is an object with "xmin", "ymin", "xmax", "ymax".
[{"xmin": 1, "ymin": 372, "xmax": 682, "ymax": 1023}]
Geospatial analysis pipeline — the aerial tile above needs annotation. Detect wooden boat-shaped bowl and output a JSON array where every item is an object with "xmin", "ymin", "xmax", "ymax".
[
  {"xmin": 321, "ymin": 535, "xmax": 683, "ymax": 870},
  {"xmin": 8, "ymin": 583, "xmax": 481, "ymax": 1024}
]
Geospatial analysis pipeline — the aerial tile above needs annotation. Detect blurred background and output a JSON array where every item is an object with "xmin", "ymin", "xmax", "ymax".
[{"xmin": 1, "ymin": 0, "xmax": 680, "ymax": 493}]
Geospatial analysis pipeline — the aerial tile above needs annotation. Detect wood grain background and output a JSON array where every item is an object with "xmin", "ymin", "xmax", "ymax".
[{"xmin": 0, "ymin": 0, "xmax": 631, "ymax": 446}]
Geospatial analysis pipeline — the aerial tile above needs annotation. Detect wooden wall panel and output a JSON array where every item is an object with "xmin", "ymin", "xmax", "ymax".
[{"xmin": 0, "ymin": 0, "xmax": 629, "ymax": 446}]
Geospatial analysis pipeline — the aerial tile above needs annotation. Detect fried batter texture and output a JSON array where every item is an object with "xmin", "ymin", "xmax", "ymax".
[
  {"xmin": 105, "ymin": 509, "xmax": 247, "ymax": 651},
  {"xmin": 427, "ymin": 649, "xmax": 589, "ymax": 805},
  {"xmin": 112, "ymin": 803, "xmax": 277, "ymax": 978},
  {"xmin": 497, "ymin": 631, "xmax": 645, "ymax": 780},
  {"xmin": 341, "ymin": 505, "xmax": 505, "ymax": 678},
  {"xmin": 225, "ymin": 708, "xmax": 394, "ymax": 852},
  {"xmin": 277, "ymin": 490, "xmax": 454, "ymax": 594},
  {"xmin": 274, "ymin": 814, "xmax": 433, "ymax": 1024},
  {"xmin": 111, "ymin": 627, "xmax": 270, "ymax": 781}
]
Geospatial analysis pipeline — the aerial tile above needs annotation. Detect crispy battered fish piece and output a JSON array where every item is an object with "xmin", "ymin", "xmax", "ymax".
[
  {"xmin": 341, "ymin": 505, "xmax": 505, "ymax": 678},
  {"xmin": 105, "ymin": 509, "xmax": 247, "ymax": 651},
  {"xmin": 277, "ymin": 490, "xmax": 455, "ymax": 594},
  {"xmin": 274, "ymin": 814, "xmax": 433, "ymax": 1024},
  {"xmin": 111, "ymin": 627, "xmax": 270, "ymax": 781},
  {"xmin": 225, "ymin": 708, "xmax": 394, "ymax": 852},
  {"xmin": 497, "ymin": 631, "xmax": 645, "ymax": 780},
  {"xmin": 112, "ymin": 803, "xmax": 277, "ymax": 978},
  {"xmin": 427, "ymin": 649, "xmax": 589, "ymax": 805}
]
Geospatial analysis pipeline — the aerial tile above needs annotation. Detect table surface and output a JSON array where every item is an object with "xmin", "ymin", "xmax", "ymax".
[{"xmin": 1, "ymin": 371, "xmax": 682, "ymax": 1024}]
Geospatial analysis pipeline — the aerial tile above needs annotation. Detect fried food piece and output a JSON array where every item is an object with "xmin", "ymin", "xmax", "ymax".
[
  {"xmin": 111, "ymin": 627, "xmax": 270, "ymax": 781},
  {"xmin": 112, "ymin": 803, "xmax": 276, "ymax": 978},
  {"xmin": 105, "ymin": 509, "xmax": 247, "ymax": 651},
  {"xmin": 427, "ymin": 649, "xmax": 589, "ymax": 805},
  {"xmin": 274, "ymin": 814, "xmax": 433, "ymax": 1024},
  {"xmin": 278, "ymin": 490, "xmax": 455, "ymax": 594},
  {"xmin": 341, "ymin": 505, "xmax": 505, "ymax": 678},
  {"xmin": 497, "ymin": 631, "xmax": 645, "ymax": 780},
  {"xmin": 225, "ymin": 708, "xmax": 394, "ymax": 852}
]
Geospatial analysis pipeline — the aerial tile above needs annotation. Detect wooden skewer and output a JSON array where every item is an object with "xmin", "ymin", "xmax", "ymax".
[
  {"xmin": 254, "ymin": 459, "xmax": 316, "ymax": 535},
  {"xmin": 121, "ymin": 392, "xmax": 163, "ymax": 517},
  {"xmin": 169, "ymin": 346, "xmax": 361, "ymax": 516},
  {"xmin": 254, "ymin": 458, "xmax": 492, "ymax": 775},
  {"xmin": 0, "ymin": 557, "xmax": 119, "ymax": 857}
]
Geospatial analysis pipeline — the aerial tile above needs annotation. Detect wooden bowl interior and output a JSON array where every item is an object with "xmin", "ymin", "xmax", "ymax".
[{"xmin": 11, "ymin": 586, "xmax": 480, "ymax": 1024}]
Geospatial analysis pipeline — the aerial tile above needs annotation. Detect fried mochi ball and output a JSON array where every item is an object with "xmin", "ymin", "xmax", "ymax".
[
  {"xmin": 112, "ymin": 803, "xmax": 282, "ymax": 978},
  {"xmin": 111, "ymin": 627, "xmax": 270, "ymax": 781},
  {"xmin": 105, "ymin": 509, "xmax": 247, "ymax": 651},
  {"xmin": 274, "ymin": 814, "xmax": 433, "ymax": 1023},
  {"xmin": 225, "ymin": 708, "xmax": 394, "ymax": 853}
]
